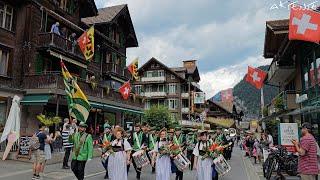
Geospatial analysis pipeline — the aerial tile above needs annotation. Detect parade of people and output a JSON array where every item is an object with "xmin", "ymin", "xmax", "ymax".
[{"xmin": 1, "ymin": 1, "xmax": 320, "ymax": 180}]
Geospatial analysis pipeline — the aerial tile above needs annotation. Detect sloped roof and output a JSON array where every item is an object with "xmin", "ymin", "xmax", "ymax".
[
  {"xmin": 139, "ymin": 58, "xmax": 187, "ymax": 82},
  {"xmin": 171, "ymin": 67, "xmax": 187, "ymax": 72},
  {"xmin": 82, "ymin": 4, "xmax": 126, "ymax": 24}
]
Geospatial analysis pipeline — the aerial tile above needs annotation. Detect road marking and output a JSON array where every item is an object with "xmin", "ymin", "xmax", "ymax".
[{"xmin": 84, "ymin": 171, "xmax": 105, "ymax": 178}]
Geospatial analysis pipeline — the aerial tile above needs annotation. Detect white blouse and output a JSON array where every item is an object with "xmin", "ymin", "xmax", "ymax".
[{"xmin": 193, "ymin": 141, "xmax": 210, "ymax": 157}]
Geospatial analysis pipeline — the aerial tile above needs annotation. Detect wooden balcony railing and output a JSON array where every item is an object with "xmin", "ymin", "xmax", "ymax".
[
  {"xmin": 23, "ymin": 73, "xmax": 143, "ymax": 108},
  {"xmin": 38, "ymin": 33, "xmax": 85, "ymax": 60}
]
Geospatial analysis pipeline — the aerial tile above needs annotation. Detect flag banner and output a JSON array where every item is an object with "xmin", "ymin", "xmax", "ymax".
[
  {"xmin": 119, "ymin": 81, "xmax": 131, "ymax": 100},
  {"xmin": 77, "ymin": 26, "xmax": 95, "ymax": 61},
  {"xmin": 128, "ymin": 58, "xmax": 139, "ymax": 80},
  {"xmin": 61, "ymin": 60, "xmax": 91, "ymax": 122},
  {"xmin": 289, "ymin": 7, "xmax": 320, "ymax": 43},
  {"xmin": 221, "ymin": 88, "xmax": 233, "ymax": 102},
  {"xmin": 194, "ymin": 92, "xmax": 206, "ymax": 104},
  {"xmin": 246, "ymin": 66, "xmax": 267, "ymax": 89}
]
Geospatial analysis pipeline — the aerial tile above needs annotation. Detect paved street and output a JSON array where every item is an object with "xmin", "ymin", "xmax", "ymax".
[{"xmin": 0, "ymin": 147, "xmax": 259, "ymax": 180}]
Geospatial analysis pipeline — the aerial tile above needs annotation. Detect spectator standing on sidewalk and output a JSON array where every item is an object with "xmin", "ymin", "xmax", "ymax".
[
  {"xmin": 62, "ymin": 124, "xmax": 73, "ymax": 169},
  {"xmin": 266, "ymin": 131, "xmax": 274, "ymax": 148},
  {"xmin": 292, "ymin": 122, "xmax": 319, "ymax": 180},
  {"xmin": 32, "ymin": 124, "xmax": 47, "ymax": 180}
]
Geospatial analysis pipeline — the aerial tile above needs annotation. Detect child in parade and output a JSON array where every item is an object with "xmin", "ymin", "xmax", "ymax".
[
  {"xmin": 152, "ymin": 128, "xmax": 171, "ymax": 180},
  {"xmin": 129, "ymin": 123, "xmax": 147, "ymax": 179},
  {"xmin": 107, "ymin": 127, "xmax": 132, "ymax": 180},
  {"xmin": 99, "ymin": 124, "xmax": 114, "ymax": 179},
  {"xmin": 172, "ymin": 127, "xmax": 186, "ymax": 180},
  {"xmin": 193, "ymin": 130, "xmax": 213, "ymax": 180}
]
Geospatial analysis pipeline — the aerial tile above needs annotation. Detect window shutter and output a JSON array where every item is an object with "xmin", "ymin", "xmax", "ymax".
[
  {"xmin": 112, "ymin": 52, "xmax": 116, "ymax": 63},
  {"xmin": 35, "ymin": 54, "xmax": 43, "ymax": 75},
  {"xmin": 94, "ymin": 51, "xmax": 101, "ymax": 63}
]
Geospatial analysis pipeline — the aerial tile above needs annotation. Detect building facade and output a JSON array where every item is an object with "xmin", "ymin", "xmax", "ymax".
[
  {"xmin": 0, "ymin": 0, "xmax": 143, "ymax": 137},
  {"xmin": 263, "ymin": 19, "xmax": 320, "ymax": 141},
  {"xmin": 134, "ymin": 58, "xmax": 208, "ymax": 128}
]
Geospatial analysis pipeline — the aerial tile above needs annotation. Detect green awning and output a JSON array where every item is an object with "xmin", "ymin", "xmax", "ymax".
[
  {"xmin": 21, "ymin": 94, "xmax": 52, "ymax": 105},
  {"xmin": 90, "ymin": 101, "xmax": 144, "ymax": 114}
]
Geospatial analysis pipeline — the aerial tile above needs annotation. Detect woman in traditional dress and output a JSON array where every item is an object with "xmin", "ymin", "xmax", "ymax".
[
  {"xmin": 108, "ymin": 127, "xmax": 132, "ymax": 180},
  {"xmin": 193, "ymin": 131, "xmax": 213, "ymax": 180},
  {"xmin": 152, "ymin": 128, "xmax": 171, "ymax": 180}
]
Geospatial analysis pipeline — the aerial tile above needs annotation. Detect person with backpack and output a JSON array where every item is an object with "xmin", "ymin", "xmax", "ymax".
[
  {"xmin": 69, "ymin": 122, "xmax": 93, "ymax": 180},
  {"xmin": 108, "ymin": 127, "xmax": 132, "ymax": 180},
  {"xmin": 31, "ymin": 124, "xmax": 47, "ymax": 180}
]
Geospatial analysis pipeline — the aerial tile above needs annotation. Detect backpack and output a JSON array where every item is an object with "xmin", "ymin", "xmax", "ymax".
[{"xmin": 30, "ymin": 132, "xmax": 41, "ymax": 151}]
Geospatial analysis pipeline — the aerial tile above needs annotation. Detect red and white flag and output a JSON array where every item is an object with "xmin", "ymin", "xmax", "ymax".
[
  {"xmin": 221, "ymin": 88, "xmax": 233, "ymax": 102},
  {"xmin": 289, "ymin": 7, "xmax": 320, "ymax": 43},
  {"xmin": 246, "ymin": 66, "xmax": 267, "ymax": 89},
  {"xmin": 119, "ymin": 81, "xmax": 131, "ymax": 100}
]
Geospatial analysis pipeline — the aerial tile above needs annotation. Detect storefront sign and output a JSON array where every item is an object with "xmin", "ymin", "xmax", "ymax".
[
  {"xmin": 193, "ymin": 92, "xmax": 206, "ymax": 104},
  {"xmin": 279, "ymin": 123, "xmax": 299, "ymax": 152},
  {"xmin": 17, "ymin": 136, "xmax": 32, "ymax": 159},
  {"xmin": 296, "ymin": 94, "xmax": 308, "ymax": 104}
]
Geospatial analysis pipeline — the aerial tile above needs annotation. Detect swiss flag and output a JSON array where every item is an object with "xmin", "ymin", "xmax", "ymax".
[
  {"xmin": 246, "ymin": 66, "xmax": 267, "ymax": 89},
  {"xmin": 289, "ymin": 7, "xmax": 320, "ymax": 43},
  {"xmin": 119, "ymin": 81, "xmax": 131, "ymax": 100}
]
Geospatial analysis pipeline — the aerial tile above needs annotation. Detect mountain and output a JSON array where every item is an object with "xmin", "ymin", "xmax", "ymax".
[
  {"xmin": 210, "ymin": 65, "xmax": 278, "ymax": 118},
  {"xmin": 233, "ymin": 65, "xmax": 278, "ymax": 117}
]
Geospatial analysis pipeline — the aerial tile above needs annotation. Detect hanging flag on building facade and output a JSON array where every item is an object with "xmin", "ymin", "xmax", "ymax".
[
  {"xmin": 289, "ymin": 7, "xmax": 320, "ymax": 43},
  {"xmin": 77, "ymin": 26, "xmax": 95, "ymax": 61},
  {"xmin": 246, "ymin": 66, "xmax": 267, "ymax": 89},
  {"xmin": 128, "ymin": 58, "xmax": 139, "ymax": 80},
  {"xmin": 210, "ymin": 88, "xmax": 233, "ymax": 102},
  {"xmin": 119, "ymin": 81, "xmax": 131, "ymax": 100},
  {"xmin": 61, "ymin": 60, "xmax": 91, "ymax": 122}
]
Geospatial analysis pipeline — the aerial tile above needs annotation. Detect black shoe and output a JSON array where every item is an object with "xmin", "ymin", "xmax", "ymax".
[
  {"xmin": 104, "ymin": 174, "xmax": 109, "ymax": 179},
  {"xmin": 62, "ymin": 166, "xmax": 70, "ymax": 169}
]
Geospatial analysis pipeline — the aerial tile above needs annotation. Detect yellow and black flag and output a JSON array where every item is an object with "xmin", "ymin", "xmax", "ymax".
[{"xmin": 128, "ymin": 58, "xmax": 139, "ymax": 80}]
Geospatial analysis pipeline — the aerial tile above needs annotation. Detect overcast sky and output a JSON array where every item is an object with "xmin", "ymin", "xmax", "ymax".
[{"xmin": 95, "ymin": 0, "xmax": 317, "ymax": 98}]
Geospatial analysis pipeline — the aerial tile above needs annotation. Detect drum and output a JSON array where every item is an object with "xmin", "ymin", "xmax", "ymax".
[
  {"xmin": 132, "ymin": 150, "xmax": 150, "ymax": 168},
  {"xmin": 213, "ymin": 154, "xmax": 231, "ymax": 176},
  {"xmin": 173, "ymin": 153, "xmax": 191, "ymax": 172}
]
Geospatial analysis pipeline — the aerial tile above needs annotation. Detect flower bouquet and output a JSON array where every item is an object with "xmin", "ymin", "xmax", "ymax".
[
  {"xmin": 202, "ymin": 143, "xmax": 224, "ymax": 160},
  {"xmin": 170, "ymin": 144, "xmax": 182, "ymax": 156},
  {"xmin": 100, "ymin": 140, "xmax": 114, "ymax": 163},
  {"xmin": 159, "ymin": 145, "xmax": 170, "ymax": 158}
]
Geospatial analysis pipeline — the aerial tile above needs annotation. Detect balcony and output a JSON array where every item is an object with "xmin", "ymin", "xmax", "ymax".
[
  {"xmin": 267, "ymin": 60, "xmax": 295, "ymax": 85},
  {"xmin": 265, "ymin": 90, "xmax": 299, "ymax": 116},
  {"xmin": 141, "ymin": 76, "xmax": 166, "ymax": 82},
  {"xmin": 181, "ymin": 107, "xmax": 190, "ymax": 113},
  {"xmin": 23, "ymin": 73, "xmax": 143, "ymax": 108},
  {"xmin": 37, "ymin": 33, "xmax": 85, "ymax": 62},
  {"xmin": 181, "ymin": 93, "xmax": 189, "ymax": 98},
  {"xmin": 143, "ymin": 92, "xmax": 167, "ymax": 98}
]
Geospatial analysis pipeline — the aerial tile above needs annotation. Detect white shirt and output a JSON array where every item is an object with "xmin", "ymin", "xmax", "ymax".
[{"xmin": 267, "ymin": 134, "xmax": 274, "ymax": 147}]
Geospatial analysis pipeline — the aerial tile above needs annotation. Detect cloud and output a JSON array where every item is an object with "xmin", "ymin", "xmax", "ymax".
[{"xmin": 199, "ymin": 56, "xmax": 272, "ymax": 98}]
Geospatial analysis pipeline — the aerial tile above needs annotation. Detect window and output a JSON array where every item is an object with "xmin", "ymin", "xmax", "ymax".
[
  {"xmin": 171, "ymin": 74, "xmax": 175, "ymax": 79},
  {"xmin": 135, "ymin": 85, "xmax": 142, "ymax": 95},
  {"xmin": 158, "ymin": 70, "xmax": 164, "ymax": 77},
  {"xmin": 151, "ymin": 64, "xmax": 155, "ymax": 68},
  {"xmin": 145, "ymin": 100, "xmax": 151, "ymax": 110},
  {"xmin": 0, "ymin": 2, "xmax": 13, "ymax": 31},
  {"xmin": 168, "ymin": 99, "xmax": 178, "ymax": 110},
  {"xmin": 158, "ymin": 100, "xmax": 165, "ymax": 106},
  {"xmin": 0, "ymin": 49, "xmax": 9, "ymax": 76},
  {"xmin": 146, "ymin": 85, "xmax": 152, "ymax": 92},
  {"xmin": 310, "ymin": 62, "xmax": 316, "ymax": 87},
  {"xmin": 170, "ymin": 113, "xmax": 178, "ymax": 121},
  {"xmin": 147, "ymin": 71, "xmax": 153, "ymax": 78},
  {"xmin": 168, "ymin": 83, "xmax": 177, "ymax": 94},
  {"xmin": 0, "ymin": 99, "xmax": 6, "ymax": 131},
  {"xmin": 158, "ymin": 84, "xmax": 165, "ymax": 92}
]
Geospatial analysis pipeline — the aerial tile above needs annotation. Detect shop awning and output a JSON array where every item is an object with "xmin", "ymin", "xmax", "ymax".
[
  {"xmin": 205, "ymin": 117, "xmax": 235, "ymax": 128},
  {"xmin": 90, "ymin": 101, "xmax": 144, "ymax": 114},
  {"xmin": 20, "ymin": 94, "xmax": 52, "ymax": 105}
]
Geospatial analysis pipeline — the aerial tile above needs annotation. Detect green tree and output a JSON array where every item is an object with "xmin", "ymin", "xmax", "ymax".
[{"xmin": 143, "ymin": 105, "xmax": 178, "ymax": 129}]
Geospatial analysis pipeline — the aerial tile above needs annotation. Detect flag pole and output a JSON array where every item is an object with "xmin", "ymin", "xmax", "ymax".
[{"xmin": 261, "ymin": 87, "xmax": 266, "ymax": 130}]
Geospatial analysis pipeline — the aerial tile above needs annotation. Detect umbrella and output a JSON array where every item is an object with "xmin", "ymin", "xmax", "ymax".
[{"xmin": 0, "ymin": 95, "xmax": 21, "ymax": 160}]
